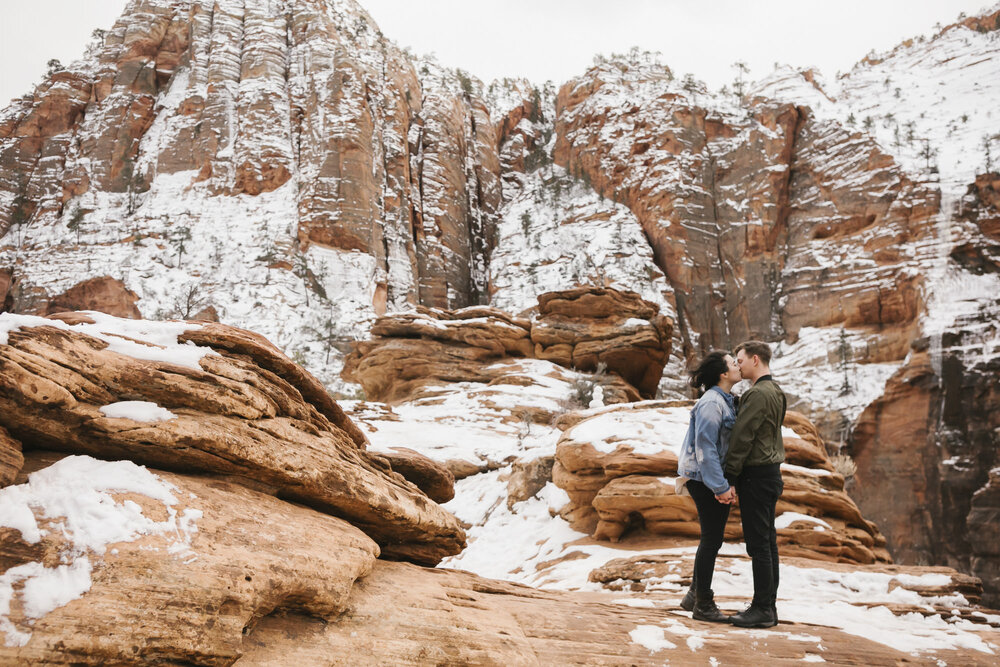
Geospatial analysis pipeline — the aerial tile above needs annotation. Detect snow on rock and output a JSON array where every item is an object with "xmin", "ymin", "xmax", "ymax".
[
  {"xmin": 346, "ymin": 358, "xmax": 588, "ymax": 467},
  {"xmin": 0, "ymin": 311, "xmax": 217, "ymax": 370},
  {"xmin": 628, "ymin": 625, "xmax": 677, "ymax": 653},
  {"xmin": 0, "ymin": 455, "xmax": 201, "ymax": 647},
  {"xmin": 98, "ymin": 401, "xmax": 177, "ymax": 422}
]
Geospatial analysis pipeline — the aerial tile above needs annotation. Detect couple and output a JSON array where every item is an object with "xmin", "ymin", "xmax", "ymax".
[{"xmin": 676, "ymin": 341, "xmax": 787, "ymax": 628}]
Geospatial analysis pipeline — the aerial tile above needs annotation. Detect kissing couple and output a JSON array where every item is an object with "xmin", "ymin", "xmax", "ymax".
[{"xmin": 675, "ymin": 341, "xmax": 787, "ymax": 628}]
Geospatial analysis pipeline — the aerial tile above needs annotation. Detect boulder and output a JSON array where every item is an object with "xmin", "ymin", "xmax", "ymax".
[
  {"xmin": 506, "ymin": 455, "xmax": 554, "ymax": 509},
  {"xmin": 375, "ymin": 447, "xmax": 455, "ymax": 504},
  {"xmin": 44, "ymin": 277, "xmax": 141, "ymax": 319}
]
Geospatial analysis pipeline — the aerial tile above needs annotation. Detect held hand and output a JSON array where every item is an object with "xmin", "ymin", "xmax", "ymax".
[{"xmin": 715, "ymin": 487, "xmax": 736, "ymax": 505}]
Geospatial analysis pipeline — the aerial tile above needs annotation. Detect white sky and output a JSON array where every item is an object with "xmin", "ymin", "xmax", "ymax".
[{"xmin": 1, "ymin": 0, "xmax": 995, "ymax": 105}]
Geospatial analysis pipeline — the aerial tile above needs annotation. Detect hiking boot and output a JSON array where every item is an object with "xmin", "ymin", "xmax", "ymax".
[
  {"xmin": 729, "ymin": 604, "xmax": 777, "ymax": 628},
  {"xmin": 680, "ymin": 586, "xmax": 695, "ymax": 612},
  {"xmin": 691, "ymin": 590, "xmax": 729, "ymax": 623}
]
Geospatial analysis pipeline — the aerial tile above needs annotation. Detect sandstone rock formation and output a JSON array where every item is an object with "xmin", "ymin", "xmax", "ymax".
[
  {"xmin": 555, "ymin": 405, "xmax": 889, "ymax": 564},
  {"xmin": 374, "ymin": 447, "xmax": 455, "ymax": 504},
  {"xmin": 3, "ymin": 451, "xmax": 381, "ymax": 665},
  {"xmin": 553, "ymin": 64, "xmax": 933, "ymax": 358},
  {"xmin": 0, "ymin": 425, "xmax": 22, "ymax": 486},
  {"xmin": 45, "ymin": 276, "xmax": 142, "ymax": 318},
  {"xmin": 532, "ymin": 287, "xmax": 673, "ymax": 397},
  {"xmin": 1, "ymin": 0, "xmax": 999, "ymax": 639},
  {"xmin": 0, "ymin": 312, "xmax": 463, "ymax": 564},
  {"xmin": 3, "ymin": 311, "xmax": 996, "ymax": 663},
  {"xmin": 2, "ymin": 454, "xmax": 961, "ymax": 667},
  {"xmin": 0, "ymin": 0, "xmax": 501, "ymax": 314},
  {"xmin": 852, "ymin": 340, "xmax": 1000, "ymax": 605},
  {"xmin": 344, "ymin": 286, "xmax": 671, "ymax": 403}
]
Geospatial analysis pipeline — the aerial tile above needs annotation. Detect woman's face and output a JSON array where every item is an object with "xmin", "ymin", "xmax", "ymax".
[{"xmin": 722, "ymin": 354, "xmax": 741, "ymax": 384}]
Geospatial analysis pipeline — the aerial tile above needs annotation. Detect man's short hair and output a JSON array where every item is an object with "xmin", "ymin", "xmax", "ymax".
[{"xmin": 735, "ymin": 340, "xmax": 772, "ymax": 365}]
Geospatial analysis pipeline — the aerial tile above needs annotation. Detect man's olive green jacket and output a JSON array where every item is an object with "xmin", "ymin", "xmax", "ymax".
[{"xmin": 724, "ymin": 376, "xmax": 787, "ymax": 482}]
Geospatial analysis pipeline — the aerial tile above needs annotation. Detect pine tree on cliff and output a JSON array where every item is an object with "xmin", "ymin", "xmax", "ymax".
[
  {"xmin": 66, "ymin": 206, "xmax": 85, "ymax": 244},
  {"xmin": 120, "ymin": 155, "xmax": 145, "ymax": 215},
  {"xmin": 529, "ymin": 87, "xmax": 542, "ymax": 124},
  {"xmin": 731, "ymin": 61, "xmax": 750, "ymax": 103},
  {"xmin": 8, "ymin": 178, "xmax": 31, "ymax": 248}
]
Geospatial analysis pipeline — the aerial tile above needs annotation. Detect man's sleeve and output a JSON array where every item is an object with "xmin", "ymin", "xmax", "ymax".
[{"xmin": 725, "ymin": 388, "xmax": 766, "ymax": 482}]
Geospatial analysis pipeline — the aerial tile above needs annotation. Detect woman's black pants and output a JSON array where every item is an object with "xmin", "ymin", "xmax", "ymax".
[{"xmin": 687, "ymin": 479, "xmax": 731, "ymax": 594}]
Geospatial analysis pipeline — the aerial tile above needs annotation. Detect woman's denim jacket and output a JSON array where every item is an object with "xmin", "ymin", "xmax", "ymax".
[{"xmin": 677, "ymin": 386, "xmax": 737, "ymax": 494}]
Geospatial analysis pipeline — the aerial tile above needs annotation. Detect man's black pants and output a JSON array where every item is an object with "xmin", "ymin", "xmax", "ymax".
[
  {"xmin": 687, "ymin": 479, "xmax": 731, "ymax": 594},
  {"xmin": 735, "ymin": 464, "xmax": 783, "ymax": 607}
]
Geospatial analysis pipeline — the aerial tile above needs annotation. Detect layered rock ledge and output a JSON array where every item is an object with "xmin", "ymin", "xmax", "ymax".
[
  {"xmin": 0, "ymin": 311, "xmax": 464, "ymax": 564},
  {"xmin": 343, "ymin": 286, "xmax": 673, "ymax": 403}
]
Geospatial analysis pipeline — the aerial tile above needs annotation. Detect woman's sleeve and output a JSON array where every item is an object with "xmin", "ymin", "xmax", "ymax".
[{"xmin": 693, "ymin": 401, "xmax": 730, "ymax": 494}]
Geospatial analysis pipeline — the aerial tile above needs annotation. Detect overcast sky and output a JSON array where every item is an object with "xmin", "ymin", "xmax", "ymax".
[{"xmin": 1, "ymin": 0, "xmax": 994, "ymax": 105}]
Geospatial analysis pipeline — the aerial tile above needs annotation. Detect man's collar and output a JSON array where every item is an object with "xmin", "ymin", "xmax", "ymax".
[{"xmin": 753, "ymin": 374, "xmax": 773, "ymax": 384}]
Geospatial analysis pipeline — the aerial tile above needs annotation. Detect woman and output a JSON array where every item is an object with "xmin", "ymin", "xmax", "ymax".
[{"xmin": 676, "ymin": 350, "xmax": 741, "ymax": 622}]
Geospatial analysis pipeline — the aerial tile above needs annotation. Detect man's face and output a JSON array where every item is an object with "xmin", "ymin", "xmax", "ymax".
[{"xmin": 736, "ymin": 349, "xmax": 750, "ymax": 379}]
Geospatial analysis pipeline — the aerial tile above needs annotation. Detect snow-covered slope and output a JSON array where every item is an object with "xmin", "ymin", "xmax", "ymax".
[{"xmin": 754, "ymin": 8, "xmax": 1000, "ymax": 196}]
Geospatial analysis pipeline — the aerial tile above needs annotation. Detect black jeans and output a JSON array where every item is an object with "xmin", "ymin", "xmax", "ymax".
[
  {"xmin": 736, "ymin": 464, "xmax": 783, "ymax": 607},
  {"xmin": 687, "ymin": 479, "xmax": 731, "ymax": 594}
]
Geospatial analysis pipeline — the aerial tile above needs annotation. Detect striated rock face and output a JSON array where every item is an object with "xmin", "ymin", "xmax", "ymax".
[
  {"xmin": 0, "ymin": 312, "xmax": 464, "ymax": 564},
  {"xmin": 954, "ymin": 172, "xmax": 1000, "ymax": 273},
  {"xmin": 0, "ymin": 425, "xmax": 22, "ymax": 486},
  {"xmin": 852, "ymin": 337, "xmax": 1000, "ymax": 605},
  {"xmin": 552, "ymin": 60, "xmax": 934, "ymax": 362},
  {"xmin": 555, "ymin": 404, "xmax": 889, "ymax": 564},
  {"xmin": 1, "ymin": 0, "xmax": 500, "ymax": 316},
  {"xmin": 344, "ymin": 286, "xmax": 671, "ymax": 403}
]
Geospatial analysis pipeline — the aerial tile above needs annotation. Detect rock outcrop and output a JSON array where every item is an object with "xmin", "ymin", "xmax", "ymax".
[
  {"xmin": 0, "ymin": 0, "xmax": 500, "ymax": 313},
  {"xmin": 344, "ymin": 286, "xmax": 671, "ymax": 403},
  {"xmin": 532, "ymin": 288, "xmax": 673, "ymax": 397},
  {"xmin": 553, "ymin": 62, "xmax": 934, "ymax": 357},
  {"xmin": 554, "ymin": 404, "xmax": 889, "ymax": 564},
  {"xmin": 3, "ymin": 451, "xmax": 381, "ymax": 664},
  {"xmin": 0, "ymin": 424, "xmax": 21, "ymax": 486},
  {"xmin": 852, "ymin": 338, "xmax": 1000, "ymax": 605},
  {"xmin": 0, "ymin": 312, "xmax": 464, "ymax": 564},
  {"xmin": 374, "ymin": 447, "xmax": 455, "ymax": 504},
  {"xmin": 45, "ymin": 276, "xmax": 142, "ymax": 318}
]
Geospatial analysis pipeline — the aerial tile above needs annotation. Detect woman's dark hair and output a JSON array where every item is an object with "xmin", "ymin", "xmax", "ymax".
[{"xmin": 688, "ymin": 350, "xmax": 730, "ymax": 393}]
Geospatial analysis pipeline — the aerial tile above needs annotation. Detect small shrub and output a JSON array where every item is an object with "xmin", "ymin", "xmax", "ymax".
[{"xmin": 831, "ymin": 454, "xmax": 858, "ymax": 479}]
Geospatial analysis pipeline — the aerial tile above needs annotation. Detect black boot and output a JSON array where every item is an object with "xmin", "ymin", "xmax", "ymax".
[
  {"xmin": 691, "ymin": 590, "xmax": 729, "ymax": 623},
  {"xmin": 680, "ymin": 586, "xmax": 695, "ymax": 612},
  {"xmin": 729, "ymin": 603, "xmax": 776, "ymax": 628}
]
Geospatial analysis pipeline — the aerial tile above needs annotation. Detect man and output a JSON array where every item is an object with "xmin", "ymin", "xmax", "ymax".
[{"xmin": 725, "ymin": 340, "xmax": 786, "ymax": 628}]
